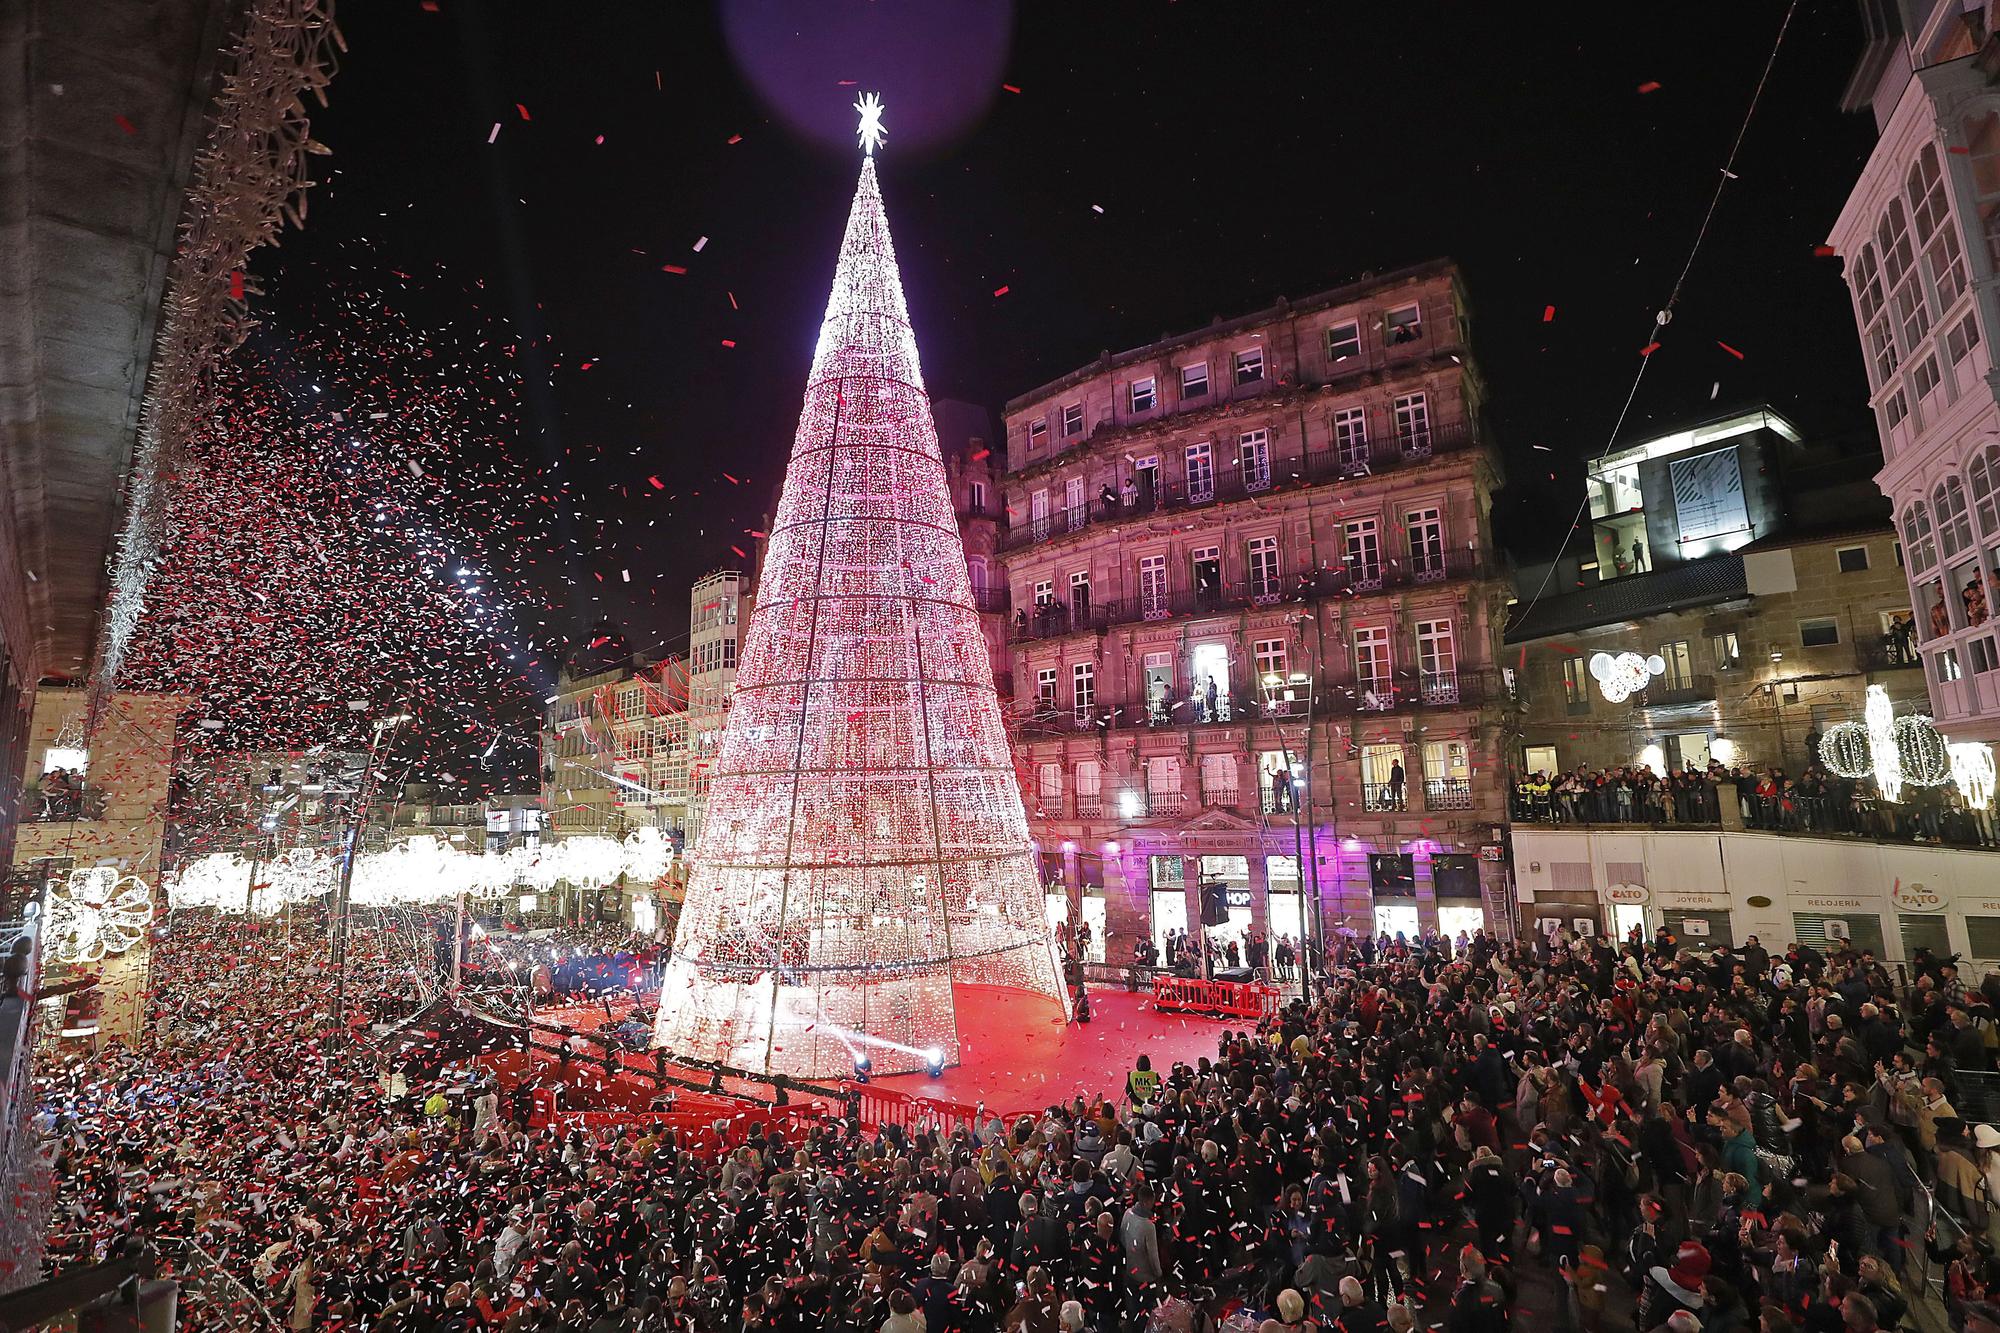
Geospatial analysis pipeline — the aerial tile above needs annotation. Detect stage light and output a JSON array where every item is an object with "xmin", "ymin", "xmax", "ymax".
[
  {"xmin": 853, "ymin": 1054, "xmax": 872, "ymax": 1082},
  {"xmin": 923, "ymin": 1047, "xmax": 946, "ymax": 1076}
]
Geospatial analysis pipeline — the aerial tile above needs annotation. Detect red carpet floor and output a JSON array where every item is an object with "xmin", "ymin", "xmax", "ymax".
[
  {"xmin": 517, "ymin": 984, "xmax": 1235, "ymax": 1119},
  {"xmin": 871, "ymin": 984, "xmax": 1233, "ymax": 1112}
]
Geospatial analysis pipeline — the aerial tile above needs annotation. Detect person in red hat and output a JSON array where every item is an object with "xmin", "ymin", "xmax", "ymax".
[{"xmin": 1639, "ymin": 1240, "xmax": 1711, "ymax": 1329}]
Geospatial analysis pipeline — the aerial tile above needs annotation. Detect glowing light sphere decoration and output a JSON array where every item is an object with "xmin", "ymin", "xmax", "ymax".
[
  {"xmin": 1589, "ymin": 651, "xmax": 1665, "ymax": 703},
  {"xmin": 47, "ymin": 867, "xmax": 155, "ymax": 965},
  {"xmin": 655, "ymin": 97, "xmax": 1068, "ymax": 1079},
  {"xmin": 1950, "ymin": 741, "xmax": 1998, "ymax": 810},
  {"xmin": 1816, "ymin": 685, "xmax": 1952, "ymax": 802}
]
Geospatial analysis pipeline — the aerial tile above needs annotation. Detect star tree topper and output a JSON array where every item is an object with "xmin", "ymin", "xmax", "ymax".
[{"xmin": 855, "ymin": 91, "xmax": 887, "ymax": 156}]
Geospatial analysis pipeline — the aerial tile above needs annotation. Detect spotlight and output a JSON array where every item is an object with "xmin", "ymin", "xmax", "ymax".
[
  {"xmin": 923, "ymin": 1047, "xmax": 946, "ymax": 1078},
  {"xmin": 852, "ymin": 1054, "xmax": 872, "ymax": 1083}
]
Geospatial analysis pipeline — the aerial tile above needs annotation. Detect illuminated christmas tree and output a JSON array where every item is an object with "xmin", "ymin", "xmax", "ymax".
[{"xmin": 655, "ymin": 97, "xmax": 1068, "ymax": 1078}]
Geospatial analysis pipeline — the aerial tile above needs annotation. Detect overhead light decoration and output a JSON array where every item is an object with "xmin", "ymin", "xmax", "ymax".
[
  {"xmin": 167, "ymin": 829, "xmax": 675, "ymax": 916},
  {"xmin": 1589, "ymin": 651, "xmax": 1665, "ymax": 703},
  {"xmin": 1949, "ymin": 742, "xmax": 1998, "ymax": 810},
  {"xmin": 47, "ymin": 868, "xmax": 155, "ymax": 965},
  {"xmin": 1816, "ymin": 684, "xmax": 1950, "ymax": 802}
]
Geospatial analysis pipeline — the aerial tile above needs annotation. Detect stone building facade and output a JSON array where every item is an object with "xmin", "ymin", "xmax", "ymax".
[{"xmin": 993, "ymin": 260, "xmax": 1517, "ymax": 964}]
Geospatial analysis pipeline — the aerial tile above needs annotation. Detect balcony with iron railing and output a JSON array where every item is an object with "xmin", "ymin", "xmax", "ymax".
[
  {"xmin": 1632, "ymin": 674, "xmax": 1717, "ymax": 709},
  {"xmin": 1000, "ymin": 420, "xmax": 1483, "ymax": 554},
  {"xmin": 1013, "ymin": 668, "xmax": 1511, "ymax": 738},
  {"xmin": 1856, "ymin": 637, "xmax": 1922, "ymax": 672},
  {"xmin": 1010, "ymin": 550, "xmax": 1490, "ymax": 644}
]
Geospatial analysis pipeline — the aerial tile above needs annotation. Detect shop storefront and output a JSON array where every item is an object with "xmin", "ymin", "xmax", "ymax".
[
  {"xmin": 1790, "ymin": 894, "xmax": 1886, "ymax": 957},
  {"xmin": 1432, "ymin": 854, "xmax": 1486, "ymax": 939},
  {"xmin": 1652, "ymin": 888, "xmax": 1734, "ymax": 950},
  {"xmin": 1369, "ymin": 853, "xmax": 1419, "ymax": 937}
]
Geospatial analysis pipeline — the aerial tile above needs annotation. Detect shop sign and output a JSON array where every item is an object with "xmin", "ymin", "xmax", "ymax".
[
  {"xmin": 1657, "ymin": 892, "xmax": 1727, "ymax": 910},
  {"xmin": 1799, "ymin": 896, "xmax": 1869, "ymax": 911},
  {"xmin": 1889, "ymin": 878, "xmax": 1945, "ymax": 913},
  {"xmin": 1478, "ymin": 845, "xmax": 1506, "ymax": 862},
  {"xmin": 1680, "ymin": 917, "xmax": 1710, "ymax": 936},
  {"xmin": 1601, "ymin": 883, "xmax": 1650, "ymax": 905},
  {"xmin": 1746, "ymin": 895, "xmax": 1773, "ymax": 909}
]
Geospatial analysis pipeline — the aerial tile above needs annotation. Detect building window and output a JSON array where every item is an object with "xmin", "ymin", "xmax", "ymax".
[
  {"xmin": 1199, "ymin": 753, "xmax": 1236, "ymax": 807},
  {"xmin": 1072, "ymin": 662, "xmax": 1095, "ymax": 716},
  {"xmin": 1895, "ymin": 539, "xmax": 1904, "ymax": 567},
  {"xmin": 1344, "ymin": 518, "xmax": 1382, "ymax": 587},
  {"xmin": 1239, "ymin": 429, "xmax": 1271, "ymax": 491},
  {"xmin": 1075, "ymin": 761, "xmax": 1102, "ymax": 812},
  {"xmin": 1416, "ymin": 619, "xmax": 1458, "ymax": 702},
  {"xmin": 1325, "ymin": 319, "xmax": 1361, "ymax": 363},
  {"xmin": 1254, "ymin": 638, "xmax": 1288, "ymax": 680},
  {"xmin": 1973, "ymin": 444, "xmax": 2000, "ymax": 536},
  {"xmin": 1038, "ymin": 762, "xmax": 1062, "ymax": 801},
  {"xmin": 1948, "ymin": 311, "xmax": 1981, "ymax": 366},
  {"xmin": 1800, "ymin": 617, "xmax": 1842, "ymax": 648},
  {"xmin": 1354, "ymin": 626, "xmax": 1392, "ymax": 702},
  {"xmin": 1836, "ymin": 545, "xmax": 1870, "ymax": 573},
  {"xmin": 1033, "ymin": 579, "xmax": 1054, "ymax": 606},
  {"xmin": 1129, "ymin": 377, "xmax": 1156, "ymax": 413},
  {"xmin": 1885, "ymin": 389, "xmax": 1909, "ymax": 430},
  {"xmin": 1062, "ymin": 402, "xmax": 1084, "ymax": 437},
  {"xmin": 1036, "ymin": 667, "xmax": 1059, "ymax": 710},
  {"xmin": 1936, "ymin": 476, "xmax": 1975, "ymax": 560},
  {"xmin": 1334, "ymin": 407, "xmax": 1369, "ymax": 472},
  {"xmin": 1903, "ymin": 500, "xmax": 1937, "ymax": 571},
  {"xmin": 967, "ymin": 480, "xmax": 986, "ymax": 513},
  {"xmin": 1385, "ymin": 302, "xmax": 1423, "ymax": 344},
  {"xmin": 1659, "ymin": 640, "xmax": 1694, "ymax": 688},
  {"xmin": 1909, "ymin": 144, "xmax": 1969, "ymax": 312},
  {"xmin": 1393, "ymin": 392, "xmax": 1431, "ymax": 451},
  {"xmin": 1068, "ymin": 570, "xmax": 1091, "ymax": 617},
  {"xmin": 1868, "ymin": 320, "xmax": 1900, "ymax": 387},
  {"xmin": 1234, "ymin": 347, "xmax": 1265, "ymax": 385},
  {"xmin": 1181, "ymin": 362, "xmax": 1209, "ymax": 399},
  {"xmin": 1710, "ymin": 632, "xmax": 1741, "ymax": 669},
  {"xmin": 1562, "ymin": 657, "xmax": 1587, "ymax": 705},
  {"xmin": 1972, "ymin": 636, "xmax": 2000, "ymax": 675},
  {"xmin": 1407, "ymin": 506, "xmax": 1445, "ymax": 577},
  {"xmin": 1914, "ymin": 353, "xmax": 1944, "ymax": 404},
  {"xmin": 1937, "ymin": 646, "xmax": 1964, "ymax": 683},
  {"xmin": 1247, "ymin": 534, "xmax": 1281, "ymax": 597},
  {"xmin": 1138, "ymin": 554, "xmax": 1168, "ymax": 619},
  {"xmin": 1028, "ymin": 419, "xmax": 1048, "ymax": 450},
  {"xmin": 1361, "ymin": 743, "xmax": 1406, "ymax": 810},
  {"xmin": 1185, "ymin": 442, "xmax": 1215, "ymax": 503}
]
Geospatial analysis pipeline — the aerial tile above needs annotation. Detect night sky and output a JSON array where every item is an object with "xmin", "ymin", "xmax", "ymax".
[{"xmin": 270, "ymin": 0, "xmax": 1882, "ymax": 663}]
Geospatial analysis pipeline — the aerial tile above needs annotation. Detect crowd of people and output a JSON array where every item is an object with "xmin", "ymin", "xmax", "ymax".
[
  {"xmin": 29, "ymin": 903, "xmax": 2000, "ymax": 1333},
  {"xmin": 1513, "ymin": 761, "xmax": 1997, "ymax": 847}
]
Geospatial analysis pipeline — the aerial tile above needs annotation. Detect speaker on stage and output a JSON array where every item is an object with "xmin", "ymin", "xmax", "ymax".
[{"xmin": 1198, "ymin": 881, "xmax": 1229, "ymax": 927}]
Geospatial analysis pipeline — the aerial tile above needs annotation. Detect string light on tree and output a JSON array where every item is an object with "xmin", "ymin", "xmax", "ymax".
[{"xmin": 655, "ymin": 94, "xmax": 1067, "ymax": 1079}]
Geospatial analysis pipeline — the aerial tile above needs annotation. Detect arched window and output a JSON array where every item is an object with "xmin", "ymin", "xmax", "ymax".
[
  {"xmin": 1879, "ymin": 197, "xmax": 1932, "ymax": 352},
  {"xmin": 1909, "ymin": 143, "xmax": 1968, "ymax": 310},
  {"xmin": 1904, "ymin": 499, "xmax": 1938, "ymax": 571},
  {"xmin": 1970, "ymin": 444, "xmax": 2000, "ymax": 537}
]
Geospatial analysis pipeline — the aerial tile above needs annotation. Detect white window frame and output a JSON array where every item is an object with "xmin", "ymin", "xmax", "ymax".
[
  {"xmin": 968, "ymin": 480, "xmax": 986, "ymax": 512},
  {"xmin": 1129, "ymin": 377, "xmax": 1157, "ymax": 413},
  {"xmin": 1254, "ymin": 638, "xmax": 1288, "ymax": 679},
  {"xmin": 1239, "ymin": 429, "xmax": 1271, "ymax": 491},
  {"xmin": 1028, "ymin": 419, "xmax": 1048, "ymax": 450},
  {"xmin": 1062, "ymin": 402, "xmax": 1085, "ymax": 437},
  {"xmin": 1325, "ymin": 319, "xmax": 1361, "ymax": 363},
  {"xmin": 1407, "ymin": 505, "xmax": 1445, "ymax": 577},
  {"xmin": 1334, "ymin": 407, "xmax": 1369, "ymax": 472},
  {"xmin": 1385, "ymin": 302, "xmax": 1423, "ymax": 344},
  {"xmin": 1354, "ymin": 625, "xmax": 1392, "ymax": 692},
  {"xmin": 1033, "ymin": 579, "xmax": 1054, "ymax": 606},
  {"xmin": 1138, "ymin": 554, "xmax": 1169, "ymax": 620},
  {"xmin": 1394, "ymin": 392, "xmax": 1431, "ymax": 449},
  {"xmin": 1069, "ymin": 569, "xmax": 1091, "ymax": 615},
  {"xmin": 1185, "ymin": 441, "xmax": 1215, "ymax": 502},
  {"xmin": 1072, "ymin": 661, "xmax": 1096, "ymax": 716},
  {"xmin": 1180, "ymin": 362, "xmax": 1209, "ymax": 399},
  {"xmin": 1234, "ymin": 346, "xmax": 1265, "ymax": 385},
  {"xmin": 1836, "ymin": 544, "xmax": 1870, "ymax": 573},
  {"xmin": 1799, "ymin": 617, "xmax": 1842, "ymax": 648},
  {"xmin": 1345, "ymin": 518, "xmax": 1382, "ymax": 586},
  {"xmin": 1247, "ymin": 534, "xmax": 1281, "ymax": 597},
  {"xmin": 1036, "ymin": 667, "xmax": 1059, "ymax": 710}
]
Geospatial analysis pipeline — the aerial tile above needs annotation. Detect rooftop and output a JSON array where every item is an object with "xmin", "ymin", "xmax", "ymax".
[{"xmin": 1505, "ymin": 555, "xmax": 1748, "ymax": 643}]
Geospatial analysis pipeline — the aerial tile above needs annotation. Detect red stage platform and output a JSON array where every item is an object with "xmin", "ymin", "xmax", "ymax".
[
  {"xmin": 508, "ymin": 983, "xmax": 1239, "ymax": 1123},
  {"xmin": 870, "ymin": 983, "xmax": 1235, "ymax": 1113}
]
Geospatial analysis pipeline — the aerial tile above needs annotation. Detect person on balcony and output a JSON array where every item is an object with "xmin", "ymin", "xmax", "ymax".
[{"xmin": 1386, "ymin": 761, "xmax": 1406, "ymax": 811}]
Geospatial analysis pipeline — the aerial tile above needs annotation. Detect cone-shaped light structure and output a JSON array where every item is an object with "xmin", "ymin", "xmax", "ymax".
[{"xmin": 656, "ymin": 112, "xmax": 1068, "ymax": 1078}]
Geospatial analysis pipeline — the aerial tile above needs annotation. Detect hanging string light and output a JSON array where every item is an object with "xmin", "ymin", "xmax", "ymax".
[
  {"xmin": 1949, "ymin": 741, "xmax": 1998, "ymax": 810},
  {"xmin": 1816, "ymin": 684, "xmax": 1953, "ymax": 800}
]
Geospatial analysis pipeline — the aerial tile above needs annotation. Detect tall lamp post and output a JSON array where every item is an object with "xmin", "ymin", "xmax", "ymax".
[
  {"xmin": 1260, "ymin": 670, "xmax": 1318, "ymax": 1000},
  {"xmin": 330, "ymin": 703, "xmax": 410, "ymax": 1039}
]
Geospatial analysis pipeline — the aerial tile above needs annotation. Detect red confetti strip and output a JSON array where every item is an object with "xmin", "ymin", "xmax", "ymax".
[
  {"xmin": 730, "ymin": 545, "xmax": 748, "ymax": 558},
  {"xmin": 1637, "ymin": 80, "xmax": 1661, "ymax": 93},
  {"xmin": 993, "ymin": 285, "xmax": 1010, "ymax": 297},
  {"xmin": 661, "ymin": 264, "xmax": 687, "ymax": 274},
  {"xmin": 515, "ymin": 103, "xmax": 532, "ymax": 120},
  {"xmin": 726, "ymin": 133, "xmax": 742, "ymax": 145},
  {"xmin": 1542, "ymin": 305, "xmax": 1555, "ymax": 322},
  {"xmin": 1002, "ymin": 83, "xmax": 1021, "ymax": 94},
  {"xmin": 1813, "ymin": 243, "xmax": 1837, "ymax": 256},
  {"xmin": 230, "ymin": 271, "xmax": 245, "ymax": 301},
  {"xmin": 1639, "ymin": 341, "xmax": 1661, "ymax": 356},
  {"xmin": 720, "ymin": 339, "xmax": 735, "ymax": 348},
  {"xmin": 114, "ymin": 114, "xmax": 136, "ymax": 135},
  {"xmin": 1717, "ymin": 340, "xmax": 1745, "ymax": 359},
  {"xmin": 970, "ymin": 448, "xmax": 990, "ymax": 460},
  {"xmin": 647, "ymin": 476, "xmax": 664, "ymax": 490}
]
